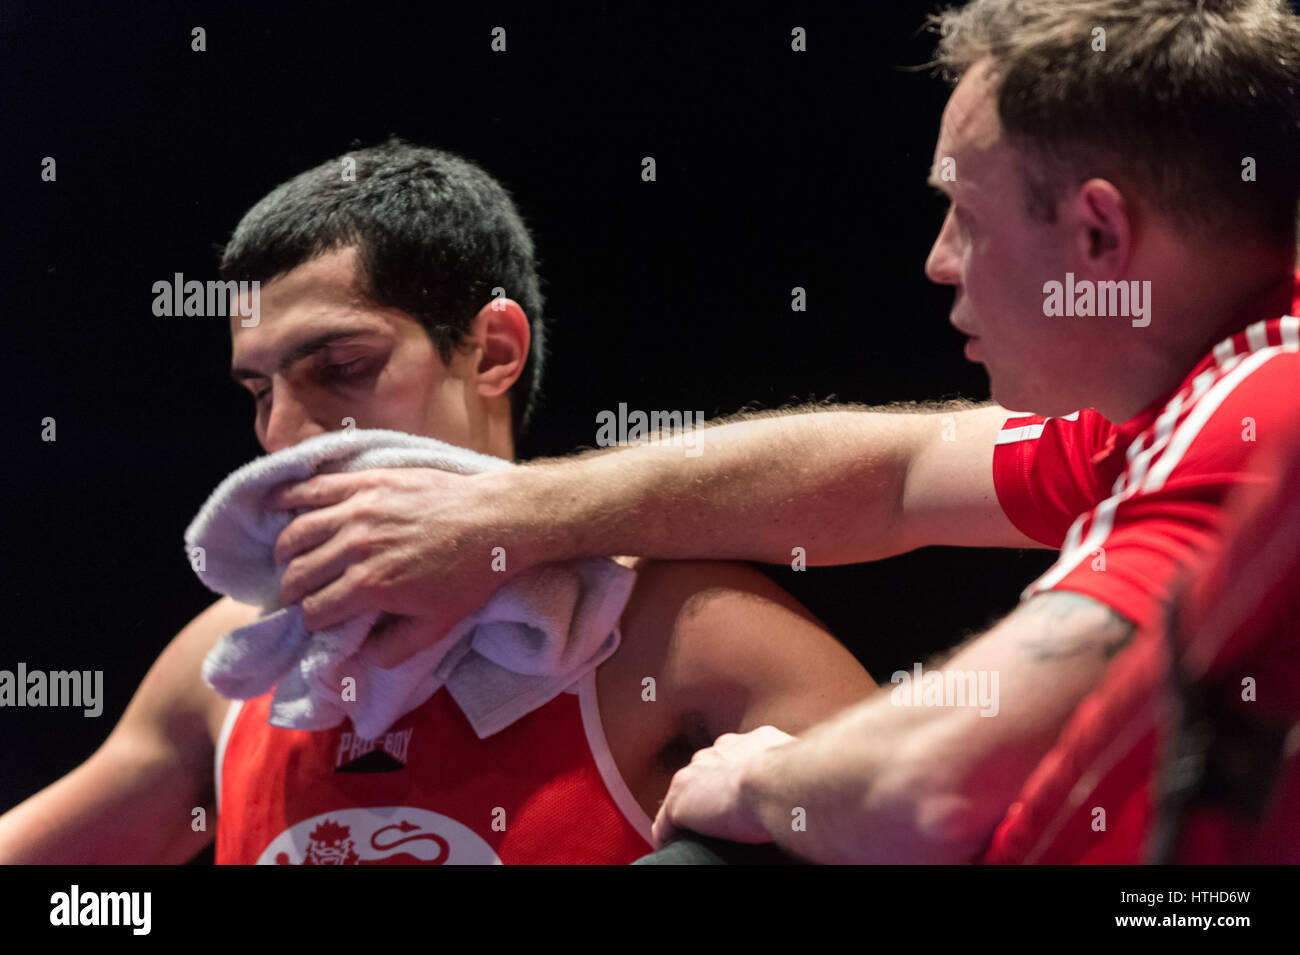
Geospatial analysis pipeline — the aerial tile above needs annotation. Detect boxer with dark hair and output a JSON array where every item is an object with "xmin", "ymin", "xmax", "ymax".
[{"xmin": 0, "ymin": 140, "xmax": 875, "ymax": 864}]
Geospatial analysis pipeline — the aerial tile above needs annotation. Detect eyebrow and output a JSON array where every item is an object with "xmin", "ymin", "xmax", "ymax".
[{"xmin": 230, "ymin": 329, "xmax": 367, "ymax": 383}]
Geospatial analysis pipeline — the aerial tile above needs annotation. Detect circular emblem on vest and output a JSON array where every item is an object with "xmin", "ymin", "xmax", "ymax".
[{"xmin": 258, "ymin": 806, "xmax": 503, "ymax": 865}]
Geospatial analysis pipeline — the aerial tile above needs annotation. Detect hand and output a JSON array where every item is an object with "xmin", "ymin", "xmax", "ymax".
[
  {"xmin": 268, "ymin": 467, "xmax": 534, "ymax": 666},
  {"xmin": 651, "ymin": 725, "xmax": 796, "ymax": 848}
]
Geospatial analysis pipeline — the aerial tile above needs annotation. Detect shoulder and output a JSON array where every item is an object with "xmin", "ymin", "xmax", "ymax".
[
  {"xmin": 130, "ymin": 596, "xmax": 260, "ymax": 748},
  {"xmin": 1140, "ymin": 343, "xmax": 1299, "ymax": 491},
  {"xmin": 613, "ymin": 559, "xmax": 873, "ymax": 733},
  {"xmin": 1182, "ymin": 346, "xmax": 1299, "ymax": 444},
  {"xmin": 624, "ymin": 557, "xmax": 824, "ymax": 621}
]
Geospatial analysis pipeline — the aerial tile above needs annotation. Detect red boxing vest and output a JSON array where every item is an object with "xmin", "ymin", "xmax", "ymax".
[{"xmin": 214, "ymin": 671, "xmax": 654, "ymax": 864}]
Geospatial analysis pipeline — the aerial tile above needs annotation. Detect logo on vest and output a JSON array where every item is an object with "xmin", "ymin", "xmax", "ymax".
[
  {"xmin": 334, "ymin": 726, "xmax": 413, "ymax": 773},
  {"xmin": 259, "ymin": 807, "xmax": 502, "ymax": 865}
]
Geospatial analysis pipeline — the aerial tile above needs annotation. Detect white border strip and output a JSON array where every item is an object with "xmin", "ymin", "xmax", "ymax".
[
  {"xmin": 1027, "ymin": 347, "xmax": 1292, "ymax": 596},
  {"xmin": 1245, "ymin": 320, "xmax": 1270, "ymax": 353},
  {"xmin": 576, "ymin": 668, "xmax": 655, "ymax": 846},
  {"xmin": 1281, "ymin": 315, "xmax": 1299, "ymax": 348},
  {"xmin": 213, "ymin": 700, "xmax": 243, "ymax": 816},
  {"xmin": 1213, "ymin": 337, "xmax": 1237, "ymax": 365},
  {"xmin": 995, "ymin": 423, "xmax": 1046, "ymax": 445},
  {"xmin": 1143, "ymin": 349, "xmax": 1283, "ymax": 492}
]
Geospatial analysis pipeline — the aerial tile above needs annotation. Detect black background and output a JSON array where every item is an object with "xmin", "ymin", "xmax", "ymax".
[{"xmin": 1, "ymin": 0, "xmax": 1060, "ymax": 856}]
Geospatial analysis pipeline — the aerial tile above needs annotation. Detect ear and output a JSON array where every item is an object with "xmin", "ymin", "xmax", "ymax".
[
  {"xmin": 469, "ymin": 298, "xmax": 530, "ymax": 399},
  {"xmin": 1072, "ymin": 177, "xmax": 1131, "ymax": 277}
]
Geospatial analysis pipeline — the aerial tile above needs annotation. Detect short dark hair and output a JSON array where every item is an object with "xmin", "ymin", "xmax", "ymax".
[
  {"xmin": 927, "ymin": 0, "xmax": 1300, "ymax": 245},
  {"xmin": 219, "ymin": 137, "xmax": 547, "ymax": 439}
]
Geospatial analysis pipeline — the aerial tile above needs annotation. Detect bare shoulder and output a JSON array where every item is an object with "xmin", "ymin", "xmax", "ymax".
[
  {"xmin": 120, "ymin": 596, "xmax": 260, "ymax": 751},
  {"xmin": 596, "ymin": 559, "xmax": 876, "ymax": 820},
  {"xmin": 612, "ymin": 558, "xmax": 875, "ymax": 734},
  {"xmin": 619, "ymin": 557, "xmax": 828, "ymax": 634},
  {"xmin": 190, "ymin": 598, "xmax": 261, "ymax": 742}
]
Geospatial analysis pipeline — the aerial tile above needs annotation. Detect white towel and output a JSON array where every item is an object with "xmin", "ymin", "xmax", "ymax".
[{"xmin": 183, "ymin": 428, "xmax": 636, "ymax": 740}]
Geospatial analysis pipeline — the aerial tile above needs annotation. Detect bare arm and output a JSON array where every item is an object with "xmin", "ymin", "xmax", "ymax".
[
  {"xmin": 599, "ymin": 558, "xmax": 878, "ymax": 822},
  {"xmin": 0, "ymin": 597, "xmax": 253, "ymax": 864},
  {"xmin": 522, "ymin": 401, "xmax": 1043, "ymax": 567},
  {"xmin": 617, "ymin": 560, "xmax": 878, "ymax": 739},
  {"xmin": 732, "ymin": 590, "xmax": 1134, "ymax": 863},
  {"xmin": 276, "ymin": 401, "xmax": 1048, "ymax": 662}
]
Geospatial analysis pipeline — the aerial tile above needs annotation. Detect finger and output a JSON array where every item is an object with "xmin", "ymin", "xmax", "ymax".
[
  {"xmin": 266, "ymin": 472, "xmax": 370, "ymax": 511},
  {"xmin": 273, "ymin": 499, "xmax": 353, "ymax": 567},
  {"xmin": 709, "ymin": 733, "xmax": 741, "ymax": 755},
  {"xmin": 650, "ymin": 796, "xmax": 678, "ymax": 848},
  {"xmin": 755, "ymin": 725, "xmax": 796, "ymax": 745},
  {"xmin": 299, "ymin": 563, "xmax": 381, "ymax": 633},
  {"xmin": 280, "ymin": 530, "xmax": 370, "ymax": 610}
]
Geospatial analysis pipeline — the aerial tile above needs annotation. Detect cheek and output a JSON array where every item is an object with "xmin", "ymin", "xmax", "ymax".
[
  {"xmin": 389, "ymin": 354, "xmax": 467, "ymax": 435},
  {"xmin": 328, "ymin": 358, "xmax": 428, "ymax": 433},
  {"xmin": 969, "ymin": 241, "xmax": 1038, "ymax": 325},
  {"xmin": 386, "ymin": 368, "xmax": 442, "ymax": 431}
]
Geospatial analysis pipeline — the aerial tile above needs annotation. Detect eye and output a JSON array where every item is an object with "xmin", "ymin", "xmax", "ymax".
[
  {"xmin": 324, "ymin": 357, "xmax": 378, "ymax": 384},
  {"xmin": 952, "ymin": 203, "xmax": 974, "ymax": 232},
  {"xmin": 253, "ymin": 387, "xmax": 271, "ymax": 405},
  {"xmin": 331, "ymin": 358, "xmax": 366, "ymax": 376}
]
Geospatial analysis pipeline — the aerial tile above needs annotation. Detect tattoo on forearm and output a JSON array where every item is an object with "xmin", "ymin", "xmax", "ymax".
[{"xmin": 1017, "ymin": 591, "xmax": 1136, "ymax": 662}]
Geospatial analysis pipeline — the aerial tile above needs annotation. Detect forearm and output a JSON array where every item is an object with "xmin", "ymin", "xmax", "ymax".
[
  {"xmin": 512, "ymin": 405, "xmax": 934, "ymax": 567},
  {"xmin": 0, "ymin": 737, "xmax": 212, "ymax": 865},
  {"xmin": 737, "ymin": 592, "xmax": 1136, "ymax": 863},
  {"xmin": 738, "ymin": 695, "xmax": 987, "ymax": 864}
]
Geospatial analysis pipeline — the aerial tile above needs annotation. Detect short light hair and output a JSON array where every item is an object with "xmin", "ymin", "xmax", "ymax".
[{"xmin": 927, "ymin": 0, "xmax": 1300, "ymax": 244}]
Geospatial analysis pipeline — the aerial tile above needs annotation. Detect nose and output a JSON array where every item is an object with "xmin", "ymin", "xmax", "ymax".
[
  {"xmin": 924, "ymin": 207, "xmax": 961, "ymax": 287},
  {"xmin": 261, "ymin": 382, "xmax": 330, "ymax": 454}
]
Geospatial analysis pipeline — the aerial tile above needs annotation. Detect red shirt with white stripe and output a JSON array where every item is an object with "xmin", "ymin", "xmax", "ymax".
[
  {"xmin": 980, "ymin": 279, "xmax": 1300, "ymax": 863},
  {"xmin": 992, "ymin": 308, "xmax": 1300, "ymax": 635},
  {"xmin": 982, "ymin": 427, "xmax": 1300, "ymax": 864}
]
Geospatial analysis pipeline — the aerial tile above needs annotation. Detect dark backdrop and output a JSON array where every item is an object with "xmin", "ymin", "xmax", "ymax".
[{"xmin": 1, "ymin": 0, "xmax": 1057, "ymax": 854}]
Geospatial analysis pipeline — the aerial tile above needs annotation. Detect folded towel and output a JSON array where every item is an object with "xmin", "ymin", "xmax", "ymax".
[{"xmin": 183, "ymin": 428, "xmax": 636, "ymax": 740}]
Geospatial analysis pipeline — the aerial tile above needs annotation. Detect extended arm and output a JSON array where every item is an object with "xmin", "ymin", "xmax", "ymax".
[
  {"xmin": 272, "ymin": 401, "xmax": 1048, "ymax": 660},
  {"xmin": 520, "ymin": 400, "xmax": 1042, "ymax": 566}
]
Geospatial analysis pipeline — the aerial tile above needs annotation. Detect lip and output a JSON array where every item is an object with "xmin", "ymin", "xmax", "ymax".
[{"xmin": 963, "ymin": 335, "xmax": 982, "ymax": 362}]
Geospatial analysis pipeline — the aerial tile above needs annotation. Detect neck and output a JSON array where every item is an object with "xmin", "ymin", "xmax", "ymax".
[
  {"xmin": 1205, "ymin": 265, "xmax": 1296, "ymax": 344},
  {"xmin": 1091, "ymin": 252, "xmax": 1294, "ymax": 423}
]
